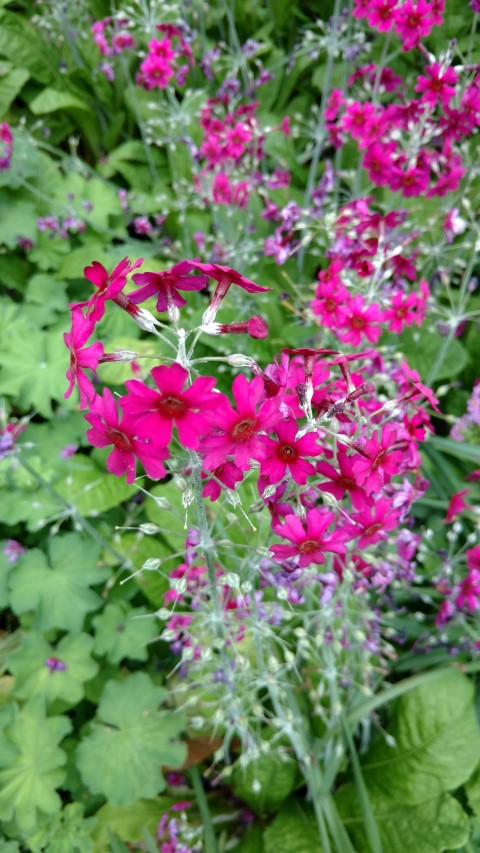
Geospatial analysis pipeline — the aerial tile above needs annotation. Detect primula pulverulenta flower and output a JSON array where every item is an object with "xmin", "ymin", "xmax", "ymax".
[
  {"xmin": 346, "ymin": 497, "xmax": 399, "ymax": 548},
  {"xmin": 271, "ymin": 508, "xmax": 351, "ymax": 568},
  {"xmin": 317, "ymin": 450, "xmax": 372, "ymax": 510},
  {"xmin": 352, "ymin": 424, "xmax": 403, "ymax": 495},
  {"xmin": 129, "ymin": 262, "xmax": 209, "ymax": 312},
  {"xmin": 119, "ymin": 362, "xmax": 223, "ymax": 450},
  {"xmin": 338, "ymin": 295, "xmax": 383, "ymax": 347},
  {"xmin": 185, "ymin": 260, "xmax": 270, "ymax": 323},
  {"xmin": 64, "ymin": 307, "xmax": 104, "ymax": 409},
  {"xmin": 455, "ymin": 569, "xmax": 480, "ymax": 612},
  {"xmin": 258, "ymin": 419, "xmax": 322, "ymax": 486},
  {"xmin": 73, "ymin": 257, "xmax": 143, "ymax": 322},
  {"xmin": 200, "ymin": 374, "xmax": 281, "ymax": 472},
  {"xmin": 202, "ymin": 461, "xmax": 244, "ymax": 502},
  {"xmin": 85, "ymin": 388, "xmax": 169, "ymax": 484},
  {"xmin": 445, "ymin": 489, "xmax": 471, "ymax": 523}
]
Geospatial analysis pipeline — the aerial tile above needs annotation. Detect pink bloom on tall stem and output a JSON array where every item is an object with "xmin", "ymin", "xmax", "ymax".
[
  {"xmin": 64, "ymin": 307, "xmax": 104, "ymax": 408},
  {"xmin": 445, "ymin": 489, "xmax": 471, "ymax": 523},
  {"xmin": 258, "ymin": 419, "xmax": 322, "ymax": 486},
  {"xmin": 185, "ymin": 261, "xmax": 270, "ymax": 323},
  {"xmin": 352, "ymin": 424, "xmax": 403, "ymax": 495},
  {"xmin": 415, "ymin": 62, "xmax": 458, "ymax": 108},
  {"xmin": 74, "ymin": 257, "xmax": 143, "ymax": 322},
  {"xmin": 338, "ymin": 295, "xmax": 383, "ymax": 346},
  {"xmin": 316, "ymin": 450, "xmax": 371, "ymax": 510},
  {"xmin": 383, "ymin": 291, "xmax": 422, "ymax": 333},
  {"xmin": 392, "ymin": 0, "xmax": 434, "ymax": 50},
  {"xmin": 85, "ymin": 388, "xmax": 169, "ymax": 483},
  {"xmin": 129, "ymin": 262, "xmax": 208, "ymax": 311},
  {"xmin": 120, "ymin": 362, "xmax": 223, "ymax": 450},
  {"xmin": 347, "ymin": 498, "xmax": 400, "ymax": 547},
  {"xmin": 202, "ymin": 461, "xmax": 244, "ymax": 501},
  {"xmin": 271, "ymin": 508, "xmax": 352, "ymax": 567},
  {"xmin": 200, "ymin": 374, "xmax": 281, "ymax": 471},
  {"xmin": 455, "ymin": 569, "xmax": 480, "ymax": 611}
]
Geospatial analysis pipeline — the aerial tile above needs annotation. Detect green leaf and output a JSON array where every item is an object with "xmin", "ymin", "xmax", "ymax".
[
  {"xmin": 0, "ymin": 328, "xmax": 69, "ymax": 416},
  {"xmin": 9, "ymin": 533, "xmax": 108, "ymax": 632},
  {"xmin": 337, "ymin": 789, "xmax": 469, "ymax": 852},
  {"xmin": 466, "ymin": 762, "xmax": 480, "ymax": 816},
  {"xmin": 0, "ymin": 67, "xmax": 29, "ymax": 117},
  {"xmin": 232, "ymin": 753, "xmax": 297, "ymax": 813},
  {"xmin": 92, "ymin": 798, "xmax": 175, "ymax": 849},
  {"xmin": 53, "ymin": 457, "xmax": 133, "ymax": 516},
  {"xmin": 399, "ymin": 327, "xmax": 468, "ymax": 382},
  {"xmin": 0, "ymin": 11, "xmax": 58, "ymax": 83},
  {"xmin": 92, "ymin": 602, "xmax": 158, "ymax": 663},
  {"xmin": 8, "ymin": 632, "xmax": 98, "ymax": 709},
  {"xmin": 30, "ymin": 87, "xmax": 90, "ymax": 115},
  {"xmin": 263, "ymin": 802, "xmax": 322, "ymax": 853},
  {"xmin": 361, "ymin": 670, "xmax": 480, "ymax": 804},
  {"xmin": 24, "ymin": 803, "xmax": 96, "ymax": 853},
  {"xmin": 76, "ymin": 673, "xmax": 186, "ymax": 805},
  {"xmin": 0, "ymin": 698, "xmax": 71, "ymax": 833}
]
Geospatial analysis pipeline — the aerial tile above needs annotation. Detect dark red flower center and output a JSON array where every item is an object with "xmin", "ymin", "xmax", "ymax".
[
  {"xmin": 364, "ymin": 523, "xmax": 382, "ymax": 536},
  {"xmin": 230, "ymin": 418, "xmax": 256, "ymax": 442},
  {"xmin": 337, "ymin": 475, "xmax": 355, "ymax": 490},
  {"xmin": 395, "ymin": 305, "xmax": 408, "ymax": 318},
  {"xmin": 108, "ymin": 428, "xmax": 133, "ymax": 453},
  {"xmin": 351, "ymin": 316, "xmax": 366, "ymax": 329},
  {"xmin": 157, "ymin": 395, "xmax": 188, "ymax": 419},
  {"xmin": 277, "ymin": 443, "xmax": 298, "ymax": 463},
  {"xmin": 325, "ymin": 298, "xmax": 337, "ymax": 311},
  {"xmin": 372, "ymin": 450, "xmax": 386, "ymax": 469},
  {"xmin": 299, "ymin": 539, "xmax": 320, "ymax": 554}
]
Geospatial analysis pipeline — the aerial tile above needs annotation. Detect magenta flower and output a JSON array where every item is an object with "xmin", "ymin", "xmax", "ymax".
[
  {"xmin": 392, "ymin": 0, "xmax": 434, "ymax": 50},
  {"xmin": 200, "ymin": 374, "xmax": 281, "ymax": 471},
  {"xmin": 383, "ymin": 291, "xmax": 422, "ymax": 334},
  {"xmin": 338, "ymin": 295, "xmax": 383, "ymax": 347},
  {"xmin": 352, "ymin": 425, "xmax": 403, "ymax": 495},
  {"xmin": 186, "ymin": 260, "xmax": 270, "ymax": 322},
  {"xmin": 129, "ymin": 261, "xmax": 208, "ymax": 311},
  {"xmin": 85, "ymin": 388, "xmax": 169, "ymax": 484},
  {"xmin": 271, "ymin": 508, "xmax": 352, "ymax": 568},
  {"xmin": 73, "ymin": 257, "xmax": 143, "ymax": 323},
  {"xmin": 455, "ymin": 569, "xmax": 480, "ymax": 612},
  {"xmin": 0, "ymin": 122, "xmax": 13, "ymax": 171},
  {"xmin": 120, "ymin": 362, "xmax": 223, "ymax": 450},
  {"xmin": 415, "ymin": 62, "xmax": 458, "ymax": 108},
  {"xmin": 317, "ymin": 450, "xmax": 371, "ymax": 510},
  {"xmin": 258, "ymin": 419, "xmax": 321, "ymax": 486},
  {"xmin": 202, "ymin": 461, "xmax": 244, "ymax": 502},
  {"xmin": 64, "ymin": 307, "xmax": 104, "ymax": 409},
  {"xmin": 445, "ymin": 489, "xmax": 471, "ymax": 523},
  {"xmin": 346, "ymin": 498, "xmax": 400, "ymax": 548}
]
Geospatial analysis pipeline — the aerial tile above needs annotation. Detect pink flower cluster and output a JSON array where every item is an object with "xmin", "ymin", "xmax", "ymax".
[
  {"xmin": 326, "ymin": 57, "xmax": 479, "ymax": 198},
  {"xmin": 0, "ymin": 122, "xmax": 13, "ymax": 171},
  {"xmin": 436, "ymin": 546, "xmax": 480, "ymax": 624},
  {"xmin": 136, "ymin": 25, "xmax": 194, "ymax": 90},
  {"xmin": 91, "ymin": 17, "xmax": 136, "ymax": 56},
  {"xmin": 311, "ymin": 197, "xmax": 428, "ymax": 344},
  {"xmin": 353, "ymin": 0, "xmax": 444, "ymax": 51},
  {"xmin": 66, "ymin": 260, "xmax": 438, "ymax": 594}
]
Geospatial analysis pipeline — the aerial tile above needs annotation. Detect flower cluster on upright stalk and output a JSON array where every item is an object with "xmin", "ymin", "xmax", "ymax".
[{"xmin": 64, "ymin": 254, "xmax": 447, "ymax": 784}]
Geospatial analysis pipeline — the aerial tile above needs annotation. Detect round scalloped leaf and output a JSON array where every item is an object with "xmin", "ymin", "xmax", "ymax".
[
  {"xmin": 92, "ymin": 602, "xmax": 158, "ymax": 663},
  {"xmin": 76, "ymin": 673, "xmax": 186, "ymax": 805}
]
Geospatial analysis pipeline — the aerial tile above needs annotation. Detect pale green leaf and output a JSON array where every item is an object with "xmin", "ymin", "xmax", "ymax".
[
  {"xmin": 232, "ymin": 753, "xmax": 297, "ymax": 813},
  {"xmin": 465, "ymin": 762, "xmax": 480, "ymax": 816},
  {"xmin": 263, "ymin": 802, "xmax": 322, "ymax": 853},
  {"xmin": 92, "ymin": 602, "xmax": 158, "ymax": 663},
  {"xmin": 24, "ymin": 803, "xmax": 96, "ymax": 853},
  {"xmin": 337, "ymin": 788, "xmax": 469, "ymax": 852},
  {"xmin": 0, "ymin": 698, "xmax": 71, "ymax": 833},
  {"xmin": 30, "ymin": 87, "xmax": 90, "ymax": 115},
  {"xmin": 92, "ymin": 798, "xmax": 175, "ymax": 849},
  {"xmin": 8, "ymin": 632, "xmax": 98, "ymax": 709},
  {"xmin": 361, "ymin": 670, "xmax": 480, "ymax": 804},
  {"xmin": 8, "ymin": 533, "xmax": 108, "ymax": 632},
  {"xmin": 53, "ymin": 458, "xmax": 133, "ymax": 515},
  {"xmin": 0, "ymin": 328, "xmax": 69, "ymax": 416},
  {"xmin": 76, "ymin": 673, "xmax": 186, "ymax": 804},
  {"xmin": 0, "ymin": 67, "xmax": 29, "ymax": 117}
]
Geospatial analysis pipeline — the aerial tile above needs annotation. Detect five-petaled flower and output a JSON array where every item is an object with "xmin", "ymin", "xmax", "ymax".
[
  {"xmin": 271, "ymin": 508, "xmax": 352, "ymax": 567},
  {"xmin": 120, "ymin": 362, "xmax": 224, "ymax": 449}
]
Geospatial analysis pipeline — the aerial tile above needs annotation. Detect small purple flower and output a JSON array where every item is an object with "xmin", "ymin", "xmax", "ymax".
[
  {"xmin": 4, "ymin": 540, "xmax": 26, "ymax": 564},
  {"xmin": 45, "ymin": 657, "xmax": 68, "ymax": 672},
  {"xmin": 60, "ymin": 443, "xmax": 78, "ymax": 459}
]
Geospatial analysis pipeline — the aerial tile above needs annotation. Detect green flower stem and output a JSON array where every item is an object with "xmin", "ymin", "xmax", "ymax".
[
  {"xmin": 188, "ymin": 452, "xmax": 225, "ymax": 641},
  {"xmin": 189, "ymin": 765, "xmax": 218, "ymax": 853},
  {"xmin": 17, "ymin": 456, "xmax": 133, "ymax": 571}
]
